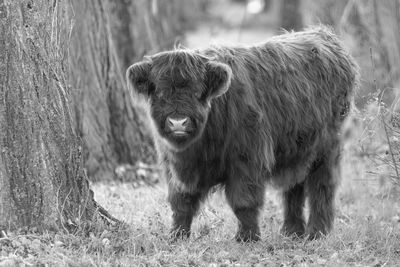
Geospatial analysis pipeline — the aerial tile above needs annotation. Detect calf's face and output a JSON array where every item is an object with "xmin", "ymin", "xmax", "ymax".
[{"xmin": 127, "ymin": 51, "xmax": 232, "ymax": 151}]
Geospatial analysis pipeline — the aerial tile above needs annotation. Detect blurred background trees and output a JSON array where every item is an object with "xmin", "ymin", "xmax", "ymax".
[
  {"xmin": 198, "ymin": 0, "xmax": 400, "ymax": 108},
  {"xmin": 306, "ymin": 0, "xmax": 400, "ymax": 108},
  {"xmin": 69, "ymin": 0, "xmax": 205, "ymax": 182},
  {"xmin": 281, "ymin": 0, "xmax": 302, "ymax": 30}
]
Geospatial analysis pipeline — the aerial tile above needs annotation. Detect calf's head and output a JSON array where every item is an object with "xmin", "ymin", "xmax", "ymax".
[{"xmin": 127, "ymin": 50, "xmax": 232, "ymax": 151}]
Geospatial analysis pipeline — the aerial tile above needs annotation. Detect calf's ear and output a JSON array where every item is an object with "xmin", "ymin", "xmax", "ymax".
[
  {"xmin": 205, "ymin": 61, "xmax": 232, "ymax": 98},
  {"xmin": 126, "ymin": 61, "xmax": 153, "ymax": 98}
]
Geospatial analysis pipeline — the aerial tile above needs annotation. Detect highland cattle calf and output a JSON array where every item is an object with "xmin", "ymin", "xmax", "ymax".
[{"xmin": 127, "ymin": 26, "xmax": 359, "ymax": 242}]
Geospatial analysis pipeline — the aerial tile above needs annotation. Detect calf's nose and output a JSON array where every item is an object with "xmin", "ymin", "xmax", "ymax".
[{"xmin": 166, "ymin": 116, "xmax": 189, "ymax": 131}]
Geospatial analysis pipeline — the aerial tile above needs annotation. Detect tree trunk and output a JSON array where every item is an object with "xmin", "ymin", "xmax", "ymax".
[
  {"xmin": 0, "ymin": 0, "xmax": 114, "ymax": 231},
  {"xmin": 280, "ymin": 0, "xmax": 303, "ymax": 31},
  {"xmin": 68, "ymin": 0, "xmax": 154, "ymax": 182}
]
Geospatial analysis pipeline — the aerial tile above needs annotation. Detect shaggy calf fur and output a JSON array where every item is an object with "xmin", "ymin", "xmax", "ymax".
[{"xmin": 127, "ymin": 26, "xmax": 358, "ymax": 242}]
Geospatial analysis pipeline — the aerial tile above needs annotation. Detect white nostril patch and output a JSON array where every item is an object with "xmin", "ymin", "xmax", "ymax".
[{"xmin": 168, "ymin": 118, "xmax": 188, "ymax": 127}]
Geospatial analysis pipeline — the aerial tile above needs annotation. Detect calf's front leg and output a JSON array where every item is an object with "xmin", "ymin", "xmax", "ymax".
[
  {"xmin": 225, "ymin": 161, "xmax": 265, "ymax": 242},
  {"xmin": 168, "ymin": 184, "xmax": 203, "ymax": 240}
]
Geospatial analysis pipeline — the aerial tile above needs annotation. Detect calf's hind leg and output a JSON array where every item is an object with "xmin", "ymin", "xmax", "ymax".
[
  {"xmin": 281, "ymin": 182, "xmax": 306, "ymax": 237},
  {"xmin": 305, "ymin": 146, "xmax": 340, "ymax": 239}
]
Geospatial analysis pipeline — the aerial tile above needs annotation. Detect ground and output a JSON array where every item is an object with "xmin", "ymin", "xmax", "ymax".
[{"xmin": 1, "ymin": 3, "xmax": 400, "ymax": 267}]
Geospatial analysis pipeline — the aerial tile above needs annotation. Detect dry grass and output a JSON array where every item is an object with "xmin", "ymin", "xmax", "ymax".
[{"xmin": 1, "ymin": 122, "xmax": 400, "ymax": 266}]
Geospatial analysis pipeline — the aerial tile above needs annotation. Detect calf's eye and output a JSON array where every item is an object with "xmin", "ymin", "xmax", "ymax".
[{"xmin": 194, "ymin": 92, "xmax": 202, "ymax": 99}]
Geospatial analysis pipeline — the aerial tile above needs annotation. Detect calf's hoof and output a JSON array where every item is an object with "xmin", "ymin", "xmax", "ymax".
[
  {"xmin": 305, "ymin": 225, "xmax": 329, "ymax": 240},
  {"xmin": 235, "ymin": 228, "xmax": 261, "ymax": 243},
  {"xmin": 281, "ymin": 221, "xmax": 305, "ymax": 238},
  {"xmin": 169, "ymin": 227, "xmax": 191, "ymax": 242}
]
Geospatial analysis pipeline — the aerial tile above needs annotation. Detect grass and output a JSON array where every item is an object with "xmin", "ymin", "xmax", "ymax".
[{"xmin": 1, "ymin": 127, "xmax": 400, "ymax": 266}]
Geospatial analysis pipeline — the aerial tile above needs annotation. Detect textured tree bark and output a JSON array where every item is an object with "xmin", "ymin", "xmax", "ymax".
[
  {"xmin": 68, "ymin": 0, "xmax": 151, "ymax": 182},
  {"xmin": 0, "ymin": 0, "xmax": 115, "ymax": 231}
]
